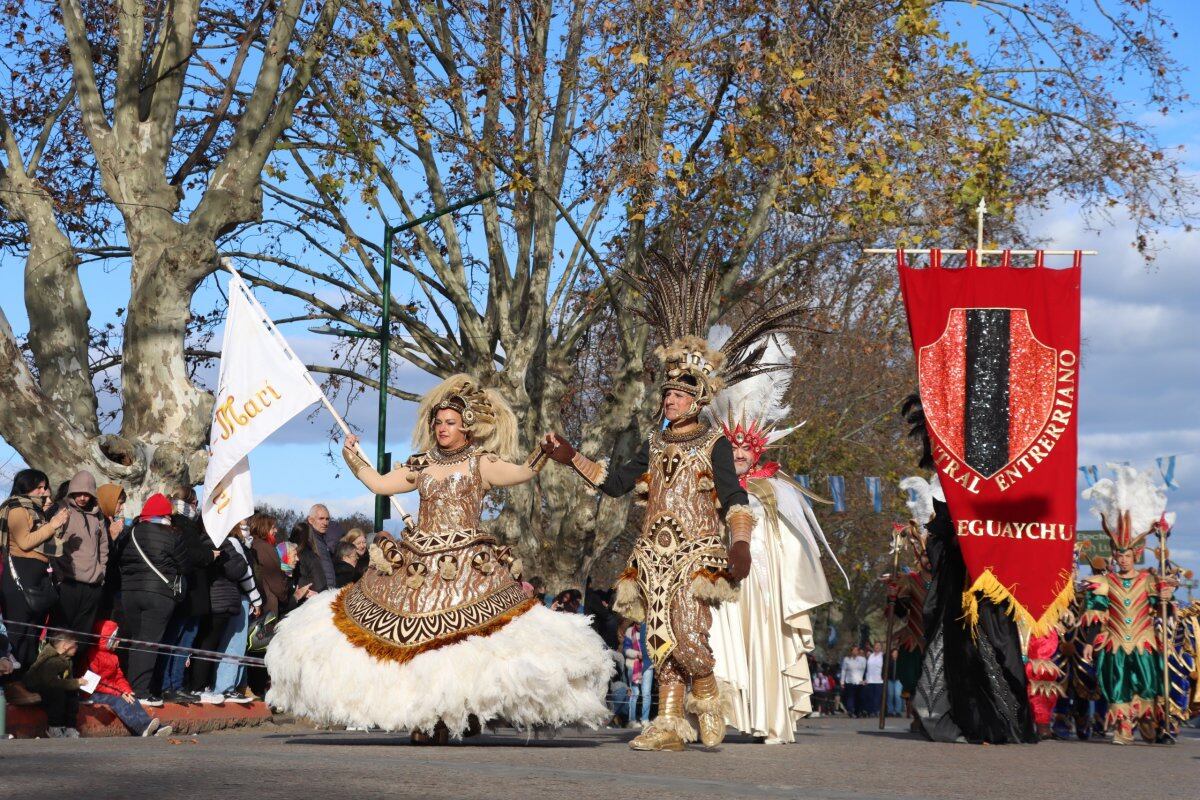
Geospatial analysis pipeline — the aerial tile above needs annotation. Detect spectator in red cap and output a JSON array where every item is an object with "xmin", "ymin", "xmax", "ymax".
[{"xmin": 117, "ymin": 493, "xmax": 192, "ymax": 705}]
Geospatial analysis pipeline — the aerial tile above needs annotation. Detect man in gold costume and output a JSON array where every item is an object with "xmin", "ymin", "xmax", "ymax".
[{"xmin": 544, "ymin": 248, "xmax": 813, "ymax": 751}]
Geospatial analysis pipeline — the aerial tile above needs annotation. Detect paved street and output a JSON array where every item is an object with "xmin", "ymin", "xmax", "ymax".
[{"xmin": 2, "ymin": 717, "xmax": 1195, "ymax": 800}]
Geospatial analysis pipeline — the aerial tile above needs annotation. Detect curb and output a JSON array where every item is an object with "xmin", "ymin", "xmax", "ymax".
[{"xmin": 5, "ymin": 700, "xmax": 271, "ymax": 739}]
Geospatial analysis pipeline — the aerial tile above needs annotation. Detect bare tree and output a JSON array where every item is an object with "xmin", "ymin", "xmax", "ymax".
[
  {"xmin": 0, "ymin": 0, "xmax": 342, "ymax": 497},
  {"xmin": 235, "ymin": 0, "xmax": 1194, "ymax": 588}
]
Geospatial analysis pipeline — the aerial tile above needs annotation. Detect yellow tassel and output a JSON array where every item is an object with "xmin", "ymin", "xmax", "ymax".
[{"xmin": 959, "ymin": 568, "xmax": 1075, "ymax": 638}]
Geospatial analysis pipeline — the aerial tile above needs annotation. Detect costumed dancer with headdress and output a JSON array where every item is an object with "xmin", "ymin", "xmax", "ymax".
[
  {"xmin": 704, "ymin": 332, "xmax": 849, "ymax": 744},
  {"xmin": 901, "ymin": 396, "xmax": 1037, "ymax": 744},
  {"xmin": 1156, "ymin": 553, "xmax": 1196, "ymax": 742},
  {"xmin": 542, "ymin": 248, "xmax": 814, "ymax": 752},
  {"xmin": 1024, "ymin": 625, "xmax": 1065, "ymax": 740},
  {"xmin": 265, "ymin": 375, "xmax": 612, "ymax": 743},
  {"xmin": 1050, "ymin": 550, "xmax": 1108, "ymax": 741},
  {"xmin": 1079, "ymin": 465, "xmax": 1177, "ymax": 745},
  {"xmin": 890, "ymin": 478, "xmax": 934, "ymax": 726},
  {"xmin": 1166, "ymin": 598, "xmax": 1199, "ymax": 735}
]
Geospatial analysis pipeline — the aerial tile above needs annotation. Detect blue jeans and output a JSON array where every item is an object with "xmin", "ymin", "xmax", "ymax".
[
  {"xmin": 160, "ymin": 615, "xmax": 200, "ymax": 693},
  {"xmin": 637, "ymin": 667, "xmax": 654, "ymax": 722},
  {"xmin": 92, "ymin": 691, "xmax": 154, "ymax": 735},
  {"xmin": 214, "ymin": 598, "xmax": 250, "ymax": 694},
  {"xmin": 887, "ymin": 679, "xmax": 904, "ymax": 715}
]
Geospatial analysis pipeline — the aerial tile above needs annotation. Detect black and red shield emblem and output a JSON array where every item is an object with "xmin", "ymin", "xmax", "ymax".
[{"xmin": 918, "ymin": 308, "xmax": 1057, "ymax": 480}]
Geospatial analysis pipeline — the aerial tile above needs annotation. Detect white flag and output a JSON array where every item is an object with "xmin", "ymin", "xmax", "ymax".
[
  {"xmin": 201, "ymin": 271, "xmax": 324, "ymax": 543},
  {"xmin": 203, "ymin": 457, "xmax": 255, "ymax": 545}
]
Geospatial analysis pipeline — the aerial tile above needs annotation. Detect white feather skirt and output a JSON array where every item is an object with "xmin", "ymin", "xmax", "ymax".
[{"xmin": 265, "ymin": 591, "xmax": 614, "ymax": 735}]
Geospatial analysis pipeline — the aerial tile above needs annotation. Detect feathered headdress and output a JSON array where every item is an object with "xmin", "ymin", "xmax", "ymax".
[
  {"xmin": 706, "ymin": 328, "xmax": 801, "ymax": 462},
  {"xmin": 626, "ymin": 245, "xmax": 819, "ymax": 416},
  {"xmin": 1082, "ymin": 465, "xmax": 1174, "ymax": 554},
  {"xmin": 413, "ymin": 374, "xmax": 518, "ymax": 458}
]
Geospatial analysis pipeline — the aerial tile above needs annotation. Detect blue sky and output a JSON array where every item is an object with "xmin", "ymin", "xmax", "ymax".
[{"xmin": 1, "ymin": 4, "xmax": 1198, "ymax": 584}]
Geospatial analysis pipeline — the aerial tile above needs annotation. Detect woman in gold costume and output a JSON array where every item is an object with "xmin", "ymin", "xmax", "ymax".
[{"xmin": 265, "ymin": 375, "xmax": 611, "ymax": 743}]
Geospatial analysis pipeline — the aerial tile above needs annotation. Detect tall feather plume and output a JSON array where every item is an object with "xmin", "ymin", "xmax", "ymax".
[
  {"xmin": 706, "ymin": 327, "xmax": 795, "ymax": 433},
  {"xmin": 717, "ymin": 298, "xmax": 824, "ymax": 386},
  {"xmin": 623, "ymin": 245, "xmax": 720, "ymax": 343},
  {"xmin": 1082, "ymin": 465, "xmax": 1170, "ymax": 545},
  {"xmin": 624, "ymin": 244, "xmax": 821, "ymax": 390}
]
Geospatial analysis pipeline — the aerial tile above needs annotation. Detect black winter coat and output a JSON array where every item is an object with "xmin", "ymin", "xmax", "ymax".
[
  {"xmin": 208, "ymin": 537, "xmax": 253, "ymax": 615},
  {"xmin": 172, "ymin": 513, "xmax": 216, "ymax": 617},
  {"xmin": 118, "ymin": 521, "xmax": 190, "ymax": 598},
  {"xmin": 295, "ymin": 548, "xmax": 330, "ymax": 595}
]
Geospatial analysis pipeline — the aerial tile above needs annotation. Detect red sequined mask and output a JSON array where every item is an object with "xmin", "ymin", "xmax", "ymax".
[{"xmin": 723, "ymin": 421, "xmax": 770, "ymax": 462}]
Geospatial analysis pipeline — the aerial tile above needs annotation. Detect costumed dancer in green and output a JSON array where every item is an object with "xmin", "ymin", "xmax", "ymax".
[{"xmin": 1079, "ymin": 466, "xmax": 1177, "ymax": 745}]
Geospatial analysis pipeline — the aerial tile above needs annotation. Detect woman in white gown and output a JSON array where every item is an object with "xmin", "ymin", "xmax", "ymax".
[
  {"xmin": 706, "ymin": 335, "xmax": 849, "ymax": 743},
  {"xmin": 265, "ymin": 375, "xmax": 611, "ymax": 742}
]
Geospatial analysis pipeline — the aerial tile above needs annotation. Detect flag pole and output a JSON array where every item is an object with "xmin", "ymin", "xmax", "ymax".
[
  {"xmin": 221, "ymin": 261, "xmax": 411, "ymax": 526},
  {"xmin": 879, "ymin": 523, "xmax": 905, "ymax": 730}
]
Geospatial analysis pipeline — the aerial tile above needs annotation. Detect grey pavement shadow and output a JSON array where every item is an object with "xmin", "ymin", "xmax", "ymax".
[{"xmin": 855, "ymin": 730, "xmax": 925, "ymax": 741}]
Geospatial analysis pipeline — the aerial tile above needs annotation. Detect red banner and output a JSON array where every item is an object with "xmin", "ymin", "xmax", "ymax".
[{"xmin": 898, "ymin": 250, "xmax": 1081, "ymax": 634}]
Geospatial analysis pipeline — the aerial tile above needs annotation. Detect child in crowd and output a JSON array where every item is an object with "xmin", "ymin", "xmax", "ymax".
[
  {"xmin": 23, "ymin": 633, "xmax": 82, "ymax": 738},
  {"xmin": 85, "ymin": 619, "xmax": 173, "ymax": 738}
]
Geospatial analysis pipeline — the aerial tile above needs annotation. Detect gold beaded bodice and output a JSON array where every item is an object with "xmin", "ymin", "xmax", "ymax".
[{"xmin": 415, "ymin": 461, "xmax": 485, "ymax": 536}]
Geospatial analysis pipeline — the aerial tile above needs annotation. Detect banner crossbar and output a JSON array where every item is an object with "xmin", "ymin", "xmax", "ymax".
[{"xmin": 865, "ymin": 248, "xmax": 1098, "ymax": 255}]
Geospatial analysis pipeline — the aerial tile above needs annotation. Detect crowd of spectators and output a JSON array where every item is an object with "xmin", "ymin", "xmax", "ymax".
[
  {"xmin": 1, "ymin": 465, "xmax": 908, "ymax": 739},
  {"xmin": 0, "ymin": 467, "xmax": 364, "ymax": 738}
]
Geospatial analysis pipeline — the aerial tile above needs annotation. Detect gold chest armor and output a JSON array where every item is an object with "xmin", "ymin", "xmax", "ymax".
[{"xmin": 633, "ymin": 427, "xmax": 729, "ymax": 663}]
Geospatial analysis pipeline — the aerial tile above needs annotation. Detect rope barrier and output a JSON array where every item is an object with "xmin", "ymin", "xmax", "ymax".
[{"xmin": 3, "ymin": 619, "xmax": 266, "ymax": 668}]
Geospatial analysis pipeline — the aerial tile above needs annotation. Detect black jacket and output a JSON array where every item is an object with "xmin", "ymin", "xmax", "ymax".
[
  {"xmin": 208, "ymin": 538, "xmax": 257, "ymax": 615},
  {"xmin": 334, "ymin": 560, "xmax": 358, "ymax": 588},
  {"xmin": 118, "ymin": 521, "xmax": 190, "ymax": 598},
  {"xmin": 172, "ymin": 513, "xmax": 216, "ymax": 617},
  {"xmin": 295, "ymin": 548, "xmax": 331, "ymax": 595}
]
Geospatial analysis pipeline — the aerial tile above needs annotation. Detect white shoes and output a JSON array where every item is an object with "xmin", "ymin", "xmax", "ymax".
[
  {"xmin": 199, "ymin": 691, "xmax": 225, "ymax": 705},
  {"xmin": 47, "ymin": 727, "xmax": 81, "ymax": 738}
]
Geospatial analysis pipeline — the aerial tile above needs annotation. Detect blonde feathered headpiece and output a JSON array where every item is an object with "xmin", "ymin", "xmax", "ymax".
[
  {"xmin": 413, "ymin": 374, "xmax": 518, "ymax": 458},
  {"xmin": 706, "ymin": 328, "xmax": 801, "ymax": 461},
  {"xmin": 1082, "ymin": 465, "xmax": 1174, "ymax": 553}
]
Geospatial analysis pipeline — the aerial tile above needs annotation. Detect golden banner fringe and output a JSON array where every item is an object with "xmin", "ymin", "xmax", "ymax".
[
  {"xmin": 960, "ymin": 568, "xmax": 1075, "ymax": 638},
  {"xmin": 331, "ymin": 586, "xmax": 537, "ymax": 665}
]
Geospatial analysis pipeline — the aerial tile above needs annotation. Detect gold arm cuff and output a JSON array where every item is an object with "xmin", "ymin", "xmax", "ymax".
[
  {"xmin": 725, "ymin": 504, "xmax": 757, "ymax": 545},
  {"xmin": 524, "ymin": 447, "xmax": 550, "ymax": 474},
  {"xmin": 343, "ymin": 446, "xmax": 371, "ymax": 477},
  {"xmin": 569, "ymin": 451, "xmax": 609, "ymax": 491}
]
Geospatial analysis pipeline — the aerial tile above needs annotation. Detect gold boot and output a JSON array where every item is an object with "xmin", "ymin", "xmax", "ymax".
[
  {"xmin": 630, "ymin": 682, "xmax": 694, "ymax": 752},
  {"xmin": 686, "ymin": 673, "xmax": 727, "ymax": 748}
]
